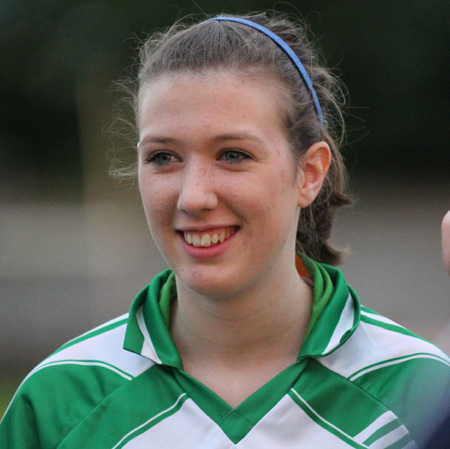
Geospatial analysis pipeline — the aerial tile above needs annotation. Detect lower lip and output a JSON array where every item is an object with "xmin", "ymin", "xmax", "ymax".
[{"xmin": 178, "ymin": 230, "xmax": 238, "ymax": 259}]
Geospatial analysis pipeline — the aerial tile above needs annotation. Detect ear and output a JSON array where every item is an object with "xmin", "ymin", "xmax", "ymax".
[{"xmin": 297, "ymin": 141, "xmax": 331, "ymax": 208}]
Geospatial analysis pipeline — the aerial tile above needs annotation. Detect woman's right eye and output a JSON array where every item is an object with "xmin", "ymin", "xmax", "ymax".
[{"xmin": 146, "ymin": 152, "xmax": 178, "ymax": 166}]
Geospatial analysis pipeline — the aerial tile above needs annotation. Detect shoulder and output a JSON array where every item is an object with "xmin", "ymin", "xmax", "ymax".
[
  {"xmin": 320, "ymin": 306, "xmax": 450, "ymax": 445},
  {"xmin": 31, "ymin": 313, "xmax": 153, "ymax": 383},
  {"xmin": 0, "ymin": 314, "xmax": 154, "ymax": 448},
  {"xmin": 322, "ymin": 306, "xmax": 450, "ymax": 377}
]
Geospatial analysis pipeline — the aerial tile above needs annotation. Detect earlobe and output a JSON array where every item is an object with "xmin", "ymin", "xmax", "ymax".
[{"xmin": 297, "ymin": 141, "xmax": 331, "ymax": 208}]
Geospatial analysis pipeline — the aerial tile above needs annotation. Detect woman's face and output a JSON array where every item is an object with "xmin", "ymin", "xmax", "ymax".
[{"xmin": 137, "ymin": 72, "xmax": 304, "ymax": 298}]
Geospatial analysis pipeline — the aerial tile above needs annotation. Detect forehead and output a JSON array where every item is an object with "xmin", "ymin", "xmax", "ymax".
[{"xmin": 137, "ymin": 71, "xmax": 288, "ymax": 133}]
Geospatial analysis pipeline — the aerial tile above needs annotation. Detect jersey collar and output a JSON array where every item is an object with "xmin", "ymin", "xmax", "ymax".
[{"xmin": 123, "ymin": 258, "xmax": 360, "ymax": 367}]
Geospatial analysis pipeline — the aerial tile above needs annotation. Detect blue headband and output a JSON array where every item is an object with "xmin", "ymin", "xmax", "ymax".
[{"xmin": 203, "ymin": 17, "xmax": 324, "ymax": 126}]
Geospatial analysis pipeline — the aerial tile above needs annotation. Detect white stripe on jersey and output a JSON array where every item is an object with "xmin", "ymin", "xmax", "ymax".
[
  {"xmin": 62, "ymin": 313, "xmax": 129, "ymax": 345},
  {"xmin": 320, "ymin": 320, "xmax": 450, "ymax": 380},
  {"xmin": 349, "ymin": 354, "xmax": 450, "ymax": 382},
  {"xmin": 136, "ymin": 305, "xmax": 162, "ymax": 363},
  {"xmin": 354, "ymin": 412, "xmax": 397, "ymax": 443},
  {"xmin": 118, "ymin": 392, "xmax": 386, "ymax": 449},
  {"xmin": 323, "ymin": 294, "xmax": 354, "ymax": 354},
  {"xmin": 115, "ymin": 393, "xmax": 188, "ymax": 449},
  {"xmin": 121, "ymin": 397, "xmax": 228, "ymax": 449},
  {"xmin": 360, "ymin": 309, "xmax": 403, "ymax": 327},
  {"xmin": 1, "ymin": 321, "xmax": 147, "ymax": 423},
  {"xmin": 35, "ymin": 360, "xmax": 133, "ymax": 380},
  {"xmin": 369, "ymin": 425, "xmax": 416, "ymax": 449},
  {"xmin": 37, "ymin": 319, "xmax": 154, "ymax": 378},
  {"xmin": 289, "ymin": 390, "xmax": 368, "ymax": 448}
]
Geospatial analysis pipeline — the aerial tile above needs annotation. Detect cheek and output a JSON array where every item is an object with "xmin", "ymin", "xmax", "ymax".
[
  {"xmin": 266, "ymin": 166, "xmax": 298, "ymax": 204},
  {"xmin": 232, "ymin": 167, "xmax": 295, "ymax": 211},
  {"xmin": 261, "ymin": 168, "xmax": 301, "ymax": 233},
  {"xmin": 139, "ymin": 177, "xmax": 173, "ymax": 227}
]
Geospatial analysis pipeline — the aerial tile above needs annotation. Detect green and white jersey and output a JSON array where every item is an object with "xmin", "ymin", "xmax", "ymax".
[{"xmin": 1, "ymin": 259, "xmax": 450, "ymax": 448}]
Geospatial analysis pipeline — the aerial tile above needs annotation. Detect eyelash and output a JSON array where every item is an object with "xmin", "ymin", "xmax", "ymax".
[
  {"xmin": 219, "ymin": 149, "xmax": 251, "ymax": 164},
  {"xmin": 145, "ymin": 149, "xmax": 251, "ymax": 167},
  {"xmin": 146, "ymin": 151, "xmax": 179, "ymax": 166}
]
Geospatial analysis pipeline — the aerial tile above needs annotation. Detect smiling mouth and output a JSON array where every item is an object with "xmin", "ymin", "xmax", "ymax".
[{"xmin": 182, "ymin": 227, "xmax": 237, "ymax": 248}]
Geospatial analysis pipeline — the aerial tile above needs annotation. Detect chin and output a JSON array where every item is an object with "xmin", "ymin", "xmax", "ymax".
[{"xmin": 175, "ymin": 267, "xmax": 247, "ymax": 300}]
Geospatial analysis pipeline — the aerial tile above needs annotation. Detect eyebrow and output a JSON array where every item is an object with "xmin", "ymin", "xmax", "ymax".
[
  {"xmin": 211, "ymin": 132, "xmax": 264, "ymax": 143},
  {"xmin": 139, "ymin": 136, "xmax": 179, "ymax": 146},
  {"xmin": 140, "ymin": 132, "xmax": 267, "ymax": 148}
]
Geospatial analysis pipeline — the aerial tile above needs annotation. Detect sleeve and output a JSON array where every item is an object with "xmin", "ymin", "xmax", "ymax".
[
  {"xmin": 0, "ymin": 378, "xmax": 45, "ymax": 449},
  {"xmin": 0, "ymin": 366, "xmax": 105, "ymax": 448},
  {"xmin": 0, "ymin": 362, "xmax": 130, "ymax": 449},
  {"xmin": 355, "ymin": 349, "xmax": 450, "ymax": 447}
]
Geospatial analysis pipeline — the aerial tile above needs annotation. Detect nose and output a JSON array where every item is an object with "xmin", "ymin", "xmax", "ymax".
[{"xmin": 176, "ymin": 161, "xmax": 218, "ymax": 215}]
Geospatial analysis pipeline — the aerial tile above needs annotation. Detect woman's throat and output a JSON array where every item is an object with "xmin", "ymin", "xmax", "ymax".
[{"xmin": 183, "ymin": 227, "xmax": 236, "ymax": 248}]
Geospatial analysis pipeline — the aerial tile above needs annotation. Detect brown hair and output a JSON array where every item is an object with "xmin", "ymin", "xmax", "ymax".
[{"xmin": 124, "ymin": 12, "xmax": 350, "ymax": 265}]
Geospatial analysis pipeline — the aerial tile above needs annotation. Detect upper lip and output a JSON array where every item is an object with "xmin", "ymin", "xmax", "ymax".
[{"xmin": 176, "ymin": 224, "xmax": 238, "ymax": 232}]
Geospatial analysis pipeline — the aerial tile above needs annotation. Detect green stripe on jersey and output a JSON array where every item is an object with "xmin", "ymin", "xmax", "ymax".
[
  {"xmin": 124, "ymin": 270, "xmax": 183, "ymax": 368},
  {"xmin": 289, "ymin": 359, "xmax": 409, "ymax": 447},
  {"xmin": 385, "ymin": 433, "xmax": 415, "ymax": 449},
  {"xmin": 302, "ymin": 256, "xmax": 335, "ymax": 341},
  {"xmin": 57, "ymin": 365, "xmax": 186, "ymax": 448},
  {"xmin": 363, "ymin": 419, "xmax": 404, "ymax": 446},
  {"xmin": 349, "ymin": 353, "xmax": 450, "ymax": 382},
  {"xmin": 36, "ymin": 359, "xmax": 133, "ymax": 380},
  {"xmin": 172, "ymin": 360, "xmax": 310, "ymax": 444},
  {"xmin": 111, "ymin": 393, "xmax": 188, "ymax": 449},
  {"xmin": 352, "ymin": 356, "xmax": 450, "ymax": 447},
  {"xmin": 288, "ymin": 389, "xmax": 367, "ymax": 449},
  {"xmin": 159, "ymin": 272, "xmax": 177, "ymax": 326},
  {"xmin": 360, "ymin": 314, "xmax": 425, "ymax": 340},
  {"xmin": 300, "ymin": 266, "xmax": 359, "ymax": 357},
  {"xmin": 3, "ymin": 364, "xmax": 129, "ymax": 448}
]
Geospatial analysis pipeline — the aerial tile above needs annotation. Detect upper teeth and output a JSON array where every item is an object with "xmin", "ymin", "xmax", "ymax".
[{"xmin": 184, "ymin": 229, "xmax": 234, "ymax": 247}]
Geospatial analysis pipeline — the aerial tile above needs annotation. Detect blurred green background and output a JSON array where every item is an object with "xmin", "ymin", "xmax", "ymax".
[
  {"xmin": 2, "ymin": 0, "xmax": 450, "ymax": 199},
  {"xmin": 1, "ymin": 0, "xmax": 449, "ymax": 417}
]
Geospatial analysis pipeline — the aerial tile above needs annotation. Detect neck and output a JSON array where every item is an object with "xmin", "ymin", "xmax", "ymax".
[{"xmin": 171, "ymin": 266, "xmax": 313, "ymax": 369}]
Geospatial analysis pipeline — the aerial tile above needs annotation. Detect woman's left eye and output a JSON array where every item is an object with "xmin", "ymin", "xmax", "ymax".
[{"xmin": 220, "ymin": 149, "xmax": 251, "ymax": 164}]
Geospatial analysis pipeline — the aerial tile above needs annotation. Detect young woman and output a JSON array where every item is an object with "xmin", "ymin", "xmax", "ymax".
[{"xmin": 1, "ymin": 13, "xmax": 449, "ymax": 449}]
